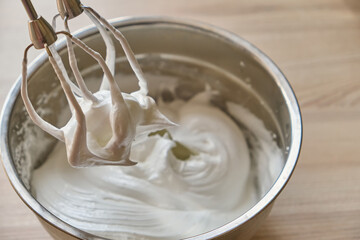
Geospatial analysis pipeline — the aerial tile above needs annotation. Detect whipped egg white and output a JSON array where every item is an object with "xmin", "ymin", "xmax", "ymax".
[{"xmin": 31, "ymin": 89, "xmax": 283, "ymax": 239}]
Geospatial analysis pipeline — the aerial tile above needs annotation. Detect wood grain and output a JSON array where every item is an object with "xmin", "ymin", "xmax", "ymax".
[{"xmin": 1, "ymin": 0, "xmax": 359, "ymax": 239}]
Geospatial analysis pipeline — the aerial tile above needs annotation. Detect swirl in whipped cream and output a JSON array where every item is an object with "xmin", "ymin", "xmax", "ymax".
[{"xmin": 32, "ymin": 89, "xmax": 283, "ymax": 239}]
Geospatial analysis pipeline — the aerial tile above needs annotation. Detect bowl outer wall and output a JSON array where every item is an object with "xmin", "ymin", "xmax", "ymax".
[{"xmin": 0, "ymin": 16, "xmax": 302, "ymax": 240}]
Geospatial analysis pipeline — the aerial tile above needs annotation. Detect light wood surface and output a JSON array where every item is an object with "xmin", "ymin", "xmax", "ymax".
[{"xmin": 1, "ymin": 0, "xmax": 359, "ymax": 239}]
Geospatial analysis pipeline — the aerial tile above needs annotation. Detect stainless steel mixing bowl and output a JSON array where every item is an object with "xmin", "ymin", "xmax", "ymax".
[{"xmin": 0, "ymin": 17, "xmax": 302, "ymax": 240}]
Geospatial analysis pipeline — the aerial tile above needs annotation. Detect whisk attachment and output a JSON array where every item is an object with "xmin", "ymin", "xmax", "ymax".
[
  {"xmin": 20, "ymin": 0, "xmax": 174, "ymax": 167},
  {"xmin": 54, "ymin": 0, "xmax": 116, "ymax": 91},
  {"xmin": 21, "ymin": 43, "xmax": 65, "ymax": 141},
  {"xmin": 54, "ymin": 0, "xmax": 148, "ymax": 94},
  {"xmin": 82, "ymin": 6, "xmax": 149, "ymax": 96}
]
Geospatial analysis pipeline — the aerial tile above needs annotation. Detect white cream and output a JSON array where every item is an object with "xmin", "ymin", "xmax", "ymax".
[{"xmin": 32, "ymin": 89, "xmax": 283, "ymax": 240}]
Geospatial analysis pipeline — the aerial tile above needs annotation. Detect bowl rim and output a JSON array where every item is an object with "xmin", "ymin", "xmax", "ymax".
[{"xmin": 0, "ymin": 16, "xmax": 302, "ymax": 240}]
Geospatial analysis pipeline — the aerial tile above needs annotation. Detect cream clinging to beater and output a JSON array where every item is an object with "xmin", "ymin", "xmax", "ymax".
[{"xmin": 20, "ymin": 0, "xmax": 181, "ymax": 167}]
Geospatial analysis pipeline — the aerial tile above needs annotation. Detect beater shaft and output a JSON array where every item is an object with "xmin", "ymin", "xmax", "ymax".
[{"xmin": 21, "ymin": 0, "xmax": 38, "ymax": 20}]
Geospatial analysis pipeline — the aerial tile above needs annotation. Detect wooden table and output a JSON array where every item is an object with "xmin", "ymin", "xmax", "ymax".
[{"xmin": 1, "ymin": 0, "xmax": 359, "ymax": 239}]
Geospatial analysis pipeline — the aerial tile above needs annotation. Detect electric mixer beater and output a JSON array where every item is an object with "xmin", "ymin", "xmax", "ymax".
[{"xmin": 20, "ymin": 0, "xmax": 179, "ymax": 167}]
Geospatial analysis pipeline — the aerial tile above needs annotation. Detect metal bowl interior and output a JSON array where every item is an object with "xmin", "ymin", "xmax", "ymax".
[{"xmin": 0, "ymin": 17, "xmax": 302, "ymax": 240}]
